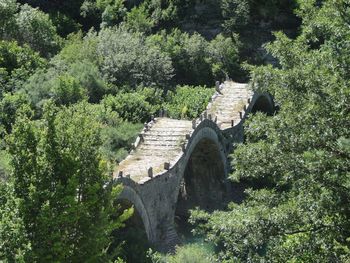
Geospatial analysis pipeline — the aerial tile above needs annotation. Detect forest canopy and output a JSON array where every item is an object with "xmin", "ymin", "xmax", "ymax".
[{"xmin": 0, "ymin": 0, "xmax": 349, "ymax": 262}]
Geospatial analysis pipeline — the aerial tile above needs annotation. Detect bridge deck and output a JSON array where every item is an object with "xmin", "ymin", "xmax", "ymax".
[
  {"xmin": 208, "ymin": 82, "xmax": 253, "ymax": 129},
  {"xmin": 116, "ymin": 118, "xmax": 192, "ymax": 183},
  {"xmin": 114, "ymin": 81, "xmax": 253, "ymax": 183}
]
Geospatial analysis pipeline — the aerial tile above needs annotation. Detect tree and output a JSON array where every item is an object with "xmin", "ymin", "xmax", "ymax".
[
  {"xmin": 125, "ymin": 3, "xmax": 154, "ymax": 33},
  {"xmin": 190, "ymin": 1, "xmax": 350, "ymax": 261},
  {"xmin": 15, "ymin": 4, "xmax": 61, "ymax": 57},
  {"xmin": 0, "ymin": 1, "xmax": 61, "ymax": 57},
  {"xmin": 147, "ymin": 29, "xmax": 213, "ymax": 85},
  {"xmin": 0, "ymin": 181, "xmax": 31, "ymax": 262},
  {"xmin": 23, "ymin": 58, "xmax": 108, "ymax": 108},
  {"xmin": 81, "ymin": 0, "xmax": 127, "ymax": 28},
  {"xmin": 220, "ymin": 0, "xmax": 250, "ymax": 35},
  {"xmin": 0, "ymin": 92, "xmax": 30, "ymax": 135},
  {"xmin": 209, "ymin": 34, "xmax": 242, "ymax": 81},
  {"xmin": 0, "ymin": 40, "xmax": 46, "ymax": 94},
  {"xmin": 0, "ymin": 0, "xmax": 18, "ymax": 39},
  {"xmin": 7, "ymin": 101, "xmax": 131, "ymax": 262},
  {"xmin": 97, "ymin": 26, "xmax": 173, "ymax": 88}
]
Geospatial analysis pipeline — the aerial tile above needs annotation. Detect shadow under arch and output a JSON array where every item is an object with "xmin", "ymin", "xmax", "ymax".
[
  {"xmin": 174, "ymin": 124, "xmax": 229, "ymax": 238},
  {"xmin": 111, "ymin": 185, "xmax": 154, "ymax": 262},
  {"xmin": 251, "ymin": 93, "xmax": 275, "ymax": 115},
  {"xmin": 117, "ymin": 185, "xmax": 154, "ymax": 242}
]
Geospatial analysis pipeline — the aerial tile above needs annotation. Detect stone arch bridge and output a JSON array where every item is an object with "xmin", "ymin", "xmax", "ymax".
[{"xmin": 113, "ymin": 81, "xmax": 274, "ymax": 251}]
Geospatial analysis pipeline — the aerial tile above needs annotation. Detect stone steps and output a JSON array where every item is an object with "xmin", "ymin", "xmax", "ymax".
[
  {"xmin": 143, "ymin": 136, "xmax": 185, "ymax": 141},
  {"xmin": 139, "ymin": 146, "xmax": 180, "ymax": 151},
  {"xmin": 145, "ymin": 132, "xmax": 189, "ymax": 136},
  {"xmin": 163, "ymin": 225, "xmax": 181, "ymax": 252}
]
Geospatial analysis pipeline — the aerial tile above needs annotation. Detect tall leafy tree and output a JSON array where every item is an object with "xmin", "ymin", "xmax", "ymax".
[
  {"xmin": 191, "ymin": 1, "xmax": 350, "ymax": 262},
  {"xmin": 7, "ymin": 101, "xmax": 131, "ymax": 262}
]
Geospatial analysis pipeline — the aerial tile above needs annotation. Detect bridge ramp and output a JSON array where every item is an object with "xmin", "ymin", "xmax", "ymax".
[{"xmin": 208, "ymin": 82, "xmax": 253, "ymax": 129}]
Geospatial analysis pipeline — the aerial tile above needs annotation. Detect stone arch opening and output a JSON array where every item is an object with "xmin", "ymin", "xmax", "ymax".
[
  {"xmin": 111, "ymin": 198, "xmax": 151, "ymax": 262},
  {"xmin": 175, "ymin": 137, "xmax": 227, "ymax": 237},
  {"xmin": 251, "ymin": 95, "xmax": 274, "ymax": 115}
]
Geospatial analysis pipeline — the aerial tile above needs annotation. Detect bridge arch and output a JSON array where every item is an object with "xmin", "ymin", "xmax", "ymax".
[
  {"xmin": 250, "ymin": 93, "xmax": 275, "ymax": 115},
  {"xmin": 116, "ymin": 182, "xmax": 155, "ymax": 243},
  {"xmin": 174, "ymin": 121, "xmax": 229, "ymax": 234}
]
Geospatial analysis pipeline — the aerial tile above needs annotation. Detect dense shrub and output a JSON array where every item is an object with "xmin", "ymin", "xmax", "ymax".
[
  {"xmin": 102, "ymin": 92, "xmax": 154, "ymax": 123},
  {"xmin": 0, "ymin": 182, "xmax": 30, "ymax": 261},
  {"xmin": 0, "ymin": 150, "xmax": 11, "ymax": 180},
  {"xmin": 24, "ymin": 67, "xmax": 87, "ymax": 108},
  {"xmin": 0, "ymin": 0, "xmax": 18, "ymax": 39},
  {"xmin": 221, "ymin": 0, "xmax": 250, "ymax": 35},
  {"xmin": 101, "ymin": 121, "xmax": 143, "ymax": 162},
  {"xmin": 191, "ymin": 1, "xmax": 350, "ymax": 261},
  {"xmin": 150, "ymin": 243, "xmax": 215, "ymax": 263},
  {"xmin": 6, "ymin": 101, "xmax": 131, "ymax": 262},
  {"xmin": 23, "ymin": 57, "xmax": 109, "ymax": 108},
  {"xmin": 56, "ymin": 31, "xmax": 99, "ymax": 65},
  {"xmin": 164, "ymin": 85, "xmax": 214, "ymax": 119}
]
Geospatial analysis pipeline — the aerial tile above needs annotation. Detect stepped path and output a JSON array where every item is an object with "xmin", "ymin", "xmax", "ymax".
[{"xmin": 115, "ymin": 81, "xmax": 252, "ymax": 183}]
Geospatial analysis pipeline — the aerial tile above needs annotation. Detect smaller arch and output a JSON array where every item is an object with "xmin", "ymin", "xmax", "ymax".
[
  {"xmin": 117, "ymin": 185, "xmax": 155, "ymax": 242},
  {"xmin": 251, "ymin": 93, "xmax": 275, "ymax": 115}
]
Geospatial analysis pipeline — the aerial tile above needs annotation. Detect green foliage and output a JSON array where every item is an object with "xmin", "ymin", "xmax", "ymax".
[
  {"xmin": 50, "ymin": 12, "xmax": 82, "ymax": 37},
  {"xmin": 148, "ymin": 29, "xmax": 213, "ymax": 85},
  {"xmin": 0, "ymin": 0, "xmax": 18, "ymax": 38},
  {"xmin": 0, "ymin": 182, "xmax": 31, "ymax": 262},
  {"xmin": 0, "ymin": 150, "xmax": 11, "ymax": 180},
  {"xmin": 209, "ymin": 34, "xmax": 242, "ymax": 80},
  {"xmin": 125, "ymin": 3, "xmax": 154, "ymax": 33},
  {"xmin": 97, "ymin": 26, "xmax": 173, "ymax": 88},
  {"xmin": 81, "ymin": 0, "xmax": 127, "ymax": 28},
  {"xmin": 102, "ymin": 91, "xmax": 154, "ymax": 123},
  {"xmin": 100, "ymin": 0, "xmax": 127, "ymax": 27},
  {"xmin": 150, "ymin": 243, "xmax": 215, "ymax": 263},
  {"xmin": 14, "ymin": 4, "xmax": 61, "ymax": 57},
  {"xmin": 0, "ymin": 1, "xmax": 61, "ymax": 57},
  {"xmin": 0, "ymin": 92, "xmax": 30, "ymax": 135},
  {"xmin": 7, "ymin": 101, "xmax": 130, "ymax": 262},
  {"xmin": 221, "ymin": 0, "xmax": 250, "ymax": 34},
  {"xmin": 51, "ymin": 74, "xmax": 87, "ymax": 105},
  {"xmin": 143, "ymin": 0, "xmax": 192, "ymax": 28},
  {"xmin": 24, "ymin": 58, "xmax": 108, "ymax": 108},
  {"xmin": 164, "ymin": 86, "xmax": 214, "ymax": 119},
  {"xmin": 101, "ymin": 121, "xmax": 143, "ymax": 163},
  {"xmin": 0, "ymin": 40, "xmax": 46, "ymax": 94},
  {"xmin": 190, "ymin": 1, "xmax": 350, "ymax": 261},
  {"xmin": 24, "ymin": 68, "xmax": 86, "ymax": 109},
  {"xmin": 112, "ymin": 225, "xmax": 151, "ymax": 263},
  {"xmin": 57, "ymin": 31, "xmax": 100, "ymax": 65}
]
